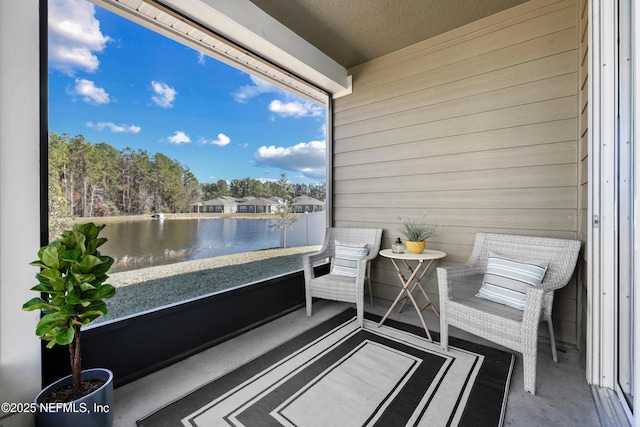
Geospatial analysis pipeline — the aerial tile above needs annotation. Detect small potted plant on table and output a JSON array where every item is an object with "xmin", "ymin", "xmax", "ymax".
[
  {"xmin": 23, "ymin": 222, "xmax": 116, "ymax": 427},
  {"xmin": 397, "ymin": 214, "xmax": 438, "ymax": 254}
]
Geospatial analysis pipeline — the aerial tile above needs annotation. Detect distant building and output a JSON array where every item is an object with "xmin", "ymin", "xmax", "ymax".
[
  {"xmin": 292, "ymin": 195, "xmax": 324, "ymax": 213},
  {"xmin": 191, "ymin": 197, "xmax": 238, "ymax": 213},
  {"xmin": 237, "ymin": 197, "xmax": 280, "ymax": 213},
  {"xmin": 191, "ymin": 194, "xmax": 324, "ymax": 214}
]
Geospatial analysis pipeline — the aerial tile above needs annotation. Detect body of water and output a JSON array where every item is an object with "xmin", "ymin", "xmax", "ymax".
[{"xmin": 99, "ymin": 214, "xmax": 325, "ymax": 272}]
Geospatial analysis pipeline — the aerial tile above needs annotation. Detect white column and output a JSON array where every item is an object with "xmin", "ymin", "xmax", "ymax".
[
  {"xmin": 0, "ymin": 0, "xmax": 43, "ymax": 425},
  {"xmin": 632, "ymin": 0, "xmax": 640, "ymax": 422},
  {"xmin": 587, "ymin": 0, "xmax": 617, "ymax": 389}
]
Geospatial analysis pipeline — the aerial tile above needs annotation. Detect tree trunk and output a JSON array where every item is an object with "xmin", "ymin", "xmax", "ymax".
[
  {"xmin": 83, "ymin": 177, "xmax": 88, "ymax": 217},
  {"xmin": 89, "ymin": 185, "xmax": 95, "ymax": 217},
  {"xmin": 69, "ymin": 326, "xmax": 82, "ymax": 393},
  {"xmin": 69, "ymin": 175, "xmax": 75, "ymax": 216}
]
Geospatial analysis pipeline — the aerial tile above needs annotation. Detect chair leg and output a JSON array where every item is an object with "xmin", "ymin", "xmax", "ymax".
[
  {"xmin": 547, "ymin": 317, "xmax": 558, "ymax": 362},
  {"xmin": 440, "ymin": 319, "xmax": 449, "ymax": 351},
  {"xmin": 306, "ymin": 292, "xmax": 312, "ymax": 318},
  {"xmin": 357, "ymin": 299, "xmax": 364, "ymax": 328},
  {"xmin": 523, "ymin": 350, "xmax": 537, "ymax": 395},
  {"xmin": 366, "ymin": 262, "xmax": 374, "ymax": 307}
]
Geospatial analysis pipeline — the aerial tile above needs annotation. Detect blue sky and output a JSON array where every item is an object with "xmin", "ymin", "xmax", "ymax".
[{"xmin": 47, "ymin": 0, "xmax": 327, "ymax": 185}]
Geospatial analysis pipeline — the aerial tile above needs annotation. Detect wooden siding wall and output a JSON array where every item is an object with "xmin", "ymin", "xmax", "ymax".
[
  {"xmin": 333, "ymin": 0, "xmax": 581, "ymax": 344},
  {"xmin": 577, "ymin": 0, "xmax": 589, "ymax": 353}
]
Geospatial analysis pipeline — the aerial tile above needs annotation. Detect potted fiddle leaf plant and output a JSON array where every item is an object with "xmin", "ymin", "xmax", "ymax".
[
  {"xmin": 23, "ymin": 222, "xmax": 116, "ymax": 427},
  {"xmin": 397, "ymin": 213, "xmax": 438, "ymax": 254}
]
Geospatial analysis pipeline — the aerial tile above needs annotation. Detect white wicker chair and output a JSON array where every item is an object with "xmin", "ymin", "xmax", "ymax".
[
  {"xmin": 303, "ymin": 228, "xmax": 383, "ymax": 327},
  {"xmin": 437, "ymin": 233, "xmax": 581, "ymax": 395}
]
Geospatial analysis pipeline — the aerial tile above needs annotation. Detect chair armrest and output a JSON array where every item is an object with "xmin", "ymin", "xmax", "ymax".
[
  {"xmin": 437, "ymin": 264, "xmax": 484, "ymax": 300},
  {"xmin": 522, "ymin": 287, "xmax": 545, "ymax": 342},
  {"xmin": 303, "ymin": 250, "xmax": 331, "ymax": 264},
  {"xmin": 302, "ymin": 250, "xmax": 331, "ymax": 280}
]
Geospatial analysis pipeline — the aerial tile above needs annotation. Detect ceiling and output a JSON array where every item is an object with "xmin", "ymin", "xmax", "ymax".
[{"xmin": 248, "ymin": 0, "xmax": 530, "ymax": 69}]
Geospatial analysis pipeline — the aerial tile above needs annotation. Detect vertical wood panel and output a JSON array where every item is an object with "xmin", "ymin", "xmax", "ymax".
[
  {"xmin": 333, "ymin": 0, "xmax": 581, "ymax": 344},
  {"xmin": 576, "ymin": 0, "xmax": 589, "ymax": 352}
]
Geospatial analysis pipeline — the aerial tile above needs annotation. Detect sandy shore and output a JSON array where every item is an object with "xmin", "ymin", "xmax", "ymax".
[{"xmin": 108, "ymin": 245, "xmax": 320, "ymax": 288}]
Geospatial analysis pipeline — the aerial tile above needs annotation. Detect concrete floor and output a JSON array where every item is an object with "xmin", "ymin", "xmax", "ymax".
[{"xmin": 115, "ymin": 299, "xmax": 604, "ymax": 426}]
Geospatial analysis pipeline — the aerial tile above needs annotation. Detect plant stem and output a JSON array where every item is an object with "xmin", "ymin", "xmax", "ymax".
[{"xmin": 69, "ymin": 326, "xmax": 82, "ymax": 393}]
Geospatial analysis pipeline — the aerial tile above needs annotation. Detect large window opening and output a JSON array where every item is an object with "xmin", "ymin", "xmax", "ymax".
[{"xmin": 47, "ymin": 0, "xmax": 328, "ymax": 324}]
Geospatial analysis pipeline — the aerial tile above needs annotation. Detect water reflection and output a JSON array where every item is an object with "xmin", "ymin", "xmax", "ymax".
[{"xmin": 100, "ymin": 218, "xmax": 281, "ymax": 272}]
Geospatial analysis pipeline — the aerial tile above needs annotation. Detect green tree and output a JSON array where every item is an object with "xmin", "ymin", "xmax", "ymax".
[
  {"xmin": 48, "ymin": 132, "xmax": 71, "ymax": 218},
  {"xmin": 215, "ymin": 179, "xmax": 229, "ymax": 197},
  {"xmin": 130, "ymin": 149, "xmax": 153, "ymax": 214},
  {"xmin": 179, "ymin": 168, "xmax": 200, "ymax": 212}
]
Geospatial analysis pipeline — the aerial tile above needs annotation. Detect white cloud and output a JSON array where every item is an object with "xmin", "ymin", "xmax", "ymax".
[
  {"xmin": 86, "ymin": 121, "xmax": 141, "ymax": 133},
  {"xmin": 197, "ymin": 52, "xmax": 206, "ymax": 65},
  {"xmin": 202, "ymin": 133, "xmax": 231, "ymax": 147},
  {"xmin": 233, "ymin": 75, "xmax": 285, "ymax": 103},
  {"xmin": 268, "ymin": 100, "xmax": 323, "ymax": 118},
  {"xmin": 254, "ymin": 140, "xmax": 326, "ymax": 180},
  {"xmin": 151, "ymin": 81, "xmax": 177, "ymax": 108},
  {"xmin": 48, "ymin": 0, "xmax": 111, "ymax": 75},
  {"xmin": 68, "ymin": 79, "xmax": 110, "ymax": 104},
  {"xmin": 168, "ymin": 131, "xmax": 190, "ymax": 144}
]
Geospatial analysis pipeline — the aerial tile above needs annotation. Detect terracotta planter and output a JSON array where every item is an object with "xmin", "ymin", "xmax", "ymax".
[
  {"xmin": 34, "ymin": 368, "xmax": 113, "ymax": 427},
  {"xmin": 405, "ymin": 240, "xmax": 426, "ymax": 254}
]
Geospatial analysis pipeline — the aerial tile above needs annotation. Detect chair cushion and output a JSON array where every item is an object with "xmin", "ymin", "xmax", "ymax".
[
  {"xmin": 476, "ymin": 253, "xmax": 548, "ymax": 310},
  {"xmin": 331, "ymin": 241, "xmax": 369, "ymax": 277}
]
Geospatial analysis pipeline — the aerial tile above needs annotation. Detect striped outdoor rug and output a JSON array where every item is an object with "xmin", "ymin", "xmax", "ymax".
[{"xmin": 138, "ymin": 309, "xmax": 513, "ymax": 427}]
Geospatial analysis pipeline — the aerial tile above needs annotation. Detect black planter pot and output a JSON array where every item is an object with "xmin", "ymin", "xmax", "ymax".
[{"xmin": 34, "ymin": 368, "xmax": 113, "ymax": 427}]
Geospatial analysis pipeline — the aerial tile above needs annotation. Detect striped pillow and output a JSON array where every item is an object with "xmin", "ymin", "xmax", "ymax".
[
  {"xmin": 331, "ymin": 241, "xmax": 369, "ymax": 277},
  {"xmin": 476, "ymin": 253, "xmax": 549, "ymax": 310}
]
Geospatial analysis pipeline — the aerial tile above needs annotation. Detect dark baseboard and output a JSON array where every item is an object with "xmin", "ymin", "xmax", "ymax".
[{"xmin": 42, "ymin": 270, "xmax": 309, "ymax": 388}]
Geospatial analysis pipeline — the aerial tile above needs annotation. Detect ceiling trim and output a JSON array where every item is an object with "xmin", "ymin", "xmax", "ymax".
[
  {"xmin": 159, "ymin": 0, "xmax": 350, "ymax": 96},
  {"xmin": 166, "ymin": 0, "xmax": 349, "ymax": 94},
  {"xmin": 92, "ymin": 0, "xmax": 348, "ymax": 104}
]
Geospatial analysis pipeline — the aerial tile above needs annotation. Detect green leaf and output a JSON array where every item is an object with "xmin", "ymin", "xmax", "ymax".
[
  {"xmin": 90, "ymin": 256, "xmax": 114, "ymax": 275},
  {"xmin": 40, "ymin": 246, "xmax": 61, "ymax": 269},
  {"xmin": 72, "ymin": 272, "xmax": 96, "ymax": 285},
  {"xmin": 79, "ymin": 309, "xmax": 108, "ymax": 322},
  {"xmin": 29, "ymin": 260, "xmax": 47, "ymax": 269},
  {"xmin": 94, "ymin": 237, "xmax": 108, "ymax": 249},
  {"xmin": 77, "ymin": 255, "xmax": 103, "ymax": 273},
  {"xmin": 38, "ymin": 311, "xmax": 67, "ymax": 323},
  {"xmin": 67, "ymin": 290, "xmax": 92, "ymax": 307},
  {"xmin": 35, "ymin": 313, "xmax": 68, "ymax": 337},
  {"xmin": 35, "ymin": 268, "xmax": 65, "ymax": 290},
  {"xmin": 51, "ymin": 277, "xmax": 67, "ymax": 292},
  {"xmin": 84, "ymin": 300, "xmax": 108, "ymax": 315},
  {"xmin": 85, "ymin": 284, "xmax": 116, "ymax": 300},
  {"xmin": 60, "ymin": 249, "xmax": 82, "ymax": 263},
  {"xmin": 71, "ymin": 229, "xmax": 88, "ymax": 254},
  {"xmin": 22, "ymin": 297, "xmax": 56, "ymax": 311},
  {"xmin": 36, "ymin": 268, "xmax": 62, "ymax": 281},
  {"xmin": 79, "ymin": 282, "xmax": 99, "ymax": 292},
  {"xmin": 66, "ymin": 288, "xmax": 82, "ymax": 304},
  {"xmin": 54, "ymin": 327, "xmax": 75, "ymax": 346},
  {"xmin": 59, "ymin": 304, "xmax": 77, "ymax": 316},
  {"xmin": 30, "ymin": 283, "xmax": 54, "ymax": 293},
  {"xmin": 52, "ymin": 294, "xmax": 67, "ymax": 306}
]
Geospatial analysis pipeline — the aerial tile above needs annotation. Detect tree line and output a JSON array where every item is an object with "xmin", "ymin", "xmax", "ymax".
[
  {"xmin": 48, "ymin": 132, "xmax": 326, "ymax": 218},
  {"xmin": 201, "ymin": 178, "xmax": 325, "ymax": 201}
]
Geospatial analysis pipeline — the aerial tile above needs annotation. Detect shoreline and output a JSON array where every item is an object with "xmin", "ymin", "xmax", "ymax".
[
  {"xmin": 71, "ymin": 212, "xmax": 300, "ymax": 225},
  {"xmin": 108, "ymin": 245, "xmax": 320, "ymax": 288}
]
